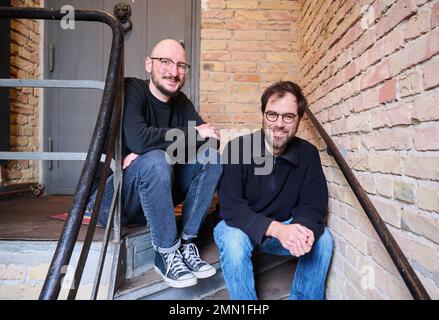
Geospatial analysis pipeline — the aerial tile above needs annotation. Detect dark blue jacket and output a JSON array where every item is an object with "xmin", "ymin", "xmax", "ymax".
[{"xmin": 218, "ymin": 130, "xmax": 329, "ymax": 245}]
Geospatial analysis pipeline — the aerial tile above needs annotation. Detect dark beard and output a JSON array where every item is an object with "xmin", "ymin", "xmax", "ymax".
[{"xmin": 151, "ymin": 74, "xmax": 184, "ymax": 98}]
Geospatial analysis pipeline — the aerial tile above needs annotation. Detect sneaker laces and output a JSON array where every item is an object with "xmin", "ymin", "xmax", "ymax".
[
  {"xmin": 164, "ymin": 250, "xmax": 189, "ymax": 277},
  {"xmin": 182, "ymin": 243, "xmax": 204, "ymax": 266}
]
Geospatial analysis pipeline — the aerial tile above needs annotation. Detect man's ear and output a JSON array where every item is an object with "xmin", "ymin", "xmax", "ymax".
[{"xmin": 145, "ymin": 57, "xmax": 152, "ymax": 73}]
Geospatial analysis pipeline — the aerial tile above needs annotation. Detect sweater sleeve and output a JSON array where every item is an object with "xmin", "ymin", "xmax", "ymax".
[
  {"xmin": 218, "ymin": 142, "xmax": 274, "ymax": 245},
  {"xmin": 122, "ymin": 78, "xmax": 193, "ymax": 155},
  {"xmin": 291, "ymin": 145, "xmax": 328, "ymax": 242}
]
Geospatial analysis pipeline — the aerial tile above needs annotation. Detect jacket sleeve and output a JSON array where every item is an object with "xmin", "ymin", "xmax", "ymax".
[
  {"xmin": 122, "ymin": 78, "xmax": 193, "ymax": 155},
  {"xmin": 291, "ymin": 145, "xmax": 328, "ymax": 242},
  {"xmin": 218, "ymin": 142, "xmax": 274, "ymax": 245}
]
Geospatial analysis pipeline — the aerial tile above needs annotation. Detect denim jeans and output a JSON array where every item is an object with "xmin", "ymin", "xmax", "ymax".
[
  {"xmin": 213, "ymin": 219, "xmax": 334, "ymax": 300},
  {"xmin": 88, "ymin": 148, "xmax": 223, "ymax": 254}
]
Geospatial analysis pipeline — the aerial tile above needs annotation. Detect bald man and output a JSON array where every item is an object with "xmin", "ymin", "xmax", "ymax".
[{"xmin": 88, "ymin": 39, "xmax": 222, "ymax": 288}]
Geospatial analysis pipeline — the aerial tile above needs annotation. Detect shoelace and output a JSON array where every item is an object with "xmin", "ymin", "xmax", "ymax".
[
  {"xmin": 164, "ymin": 250, "xmax": 189, "ymax": 277},
  {"xmin": 182, "ymin": 243, "xmax": 204, "ymax": 266}
]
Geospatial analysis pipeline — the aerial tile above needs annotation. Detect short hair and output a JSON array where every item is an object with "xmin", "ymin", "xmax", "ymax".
[{"xmin": 260, "ymin": 81, "xmax": 308, "ymax": 118}]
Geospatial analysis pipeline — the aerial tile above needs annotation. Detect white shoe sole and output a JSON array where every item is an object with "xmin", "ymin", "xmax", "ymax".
[
  {"xmin": 191, "ymin": 266, "xmax": 217, "ymax": 279},
  {"xmin": 154, "ymin": 266, "xmax": 197, "ymax": 288}
]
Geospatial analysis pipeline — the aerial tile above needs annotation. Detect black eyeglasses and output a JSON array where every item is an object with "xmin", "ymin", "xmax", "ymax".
[
  {"xmin": 150, "ymin": 57, "xmax": 191, "ymax": 74},
  {"xmin": 264, "ymin": 111, "xmax": 297, "ymax": 124}
]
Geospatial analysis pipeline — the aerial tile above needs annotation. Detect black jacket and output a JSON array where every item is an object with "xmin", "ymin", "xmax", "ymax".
[{"xmin": 218, "ymin": 130, "xmax": 329, "ymax": 245}]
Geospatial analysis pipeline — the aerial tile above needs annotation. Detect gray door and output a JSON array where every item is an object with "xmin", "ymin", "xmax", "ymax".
[{"xmin": 44, "ymin": 0, "xmax": 199, "ymax": 194}]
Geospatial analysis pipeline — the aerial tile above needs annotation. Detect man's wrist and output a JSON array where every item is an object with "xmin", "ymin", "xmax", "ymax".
[{"xmin": 266, "ymin": 221, "xmax": 281, "ymax": 238}]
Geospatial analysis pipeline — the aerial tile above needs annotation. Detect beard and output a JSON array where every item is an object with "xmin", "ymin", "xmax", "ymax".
[
  {"xmin": 263, "ymin": 123, "xmax": 297, "ymax": 153},
  {"xmin": 150, "ymin": 72, "xmax": 185, "ymax": 97}
]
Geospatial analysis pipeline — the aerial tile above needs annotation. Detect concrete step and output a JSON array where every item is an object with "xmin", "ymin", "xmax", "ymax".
[
  {"xmin": 202, "ymin": 259, "xmax": 296, "ymax": 300},
  {"xmin": 115, "ymin": 236, "xmax": 295, "ymax": 300}
]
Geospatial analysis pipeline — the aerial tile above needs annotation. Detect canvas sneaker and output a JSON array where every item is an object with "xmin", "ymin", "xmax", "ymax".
[
  {"xmin": 180, "ymin": 243, "xmax": 216, "ymax": 279},
  {"xmin": 154, "ymin": 249, "xmax": 197, "ymax": 288}
]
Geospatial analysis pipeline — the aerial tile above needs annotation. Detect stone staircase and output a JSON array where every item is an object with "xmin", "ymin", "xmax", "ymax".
[{"xmin": 113, "ymin": 214, "xmax": 296, "ymax": 300}]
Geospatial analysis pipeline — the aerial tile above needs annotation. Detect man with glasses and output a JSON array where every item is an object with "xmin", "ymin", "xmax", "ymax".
[
  {"xmin": 214, "ymin": 81, "xmax": 334, "ymax": 299},
  {"xmin": 88, "ymin": 39, "xmax": 222, "ymax": 288}
]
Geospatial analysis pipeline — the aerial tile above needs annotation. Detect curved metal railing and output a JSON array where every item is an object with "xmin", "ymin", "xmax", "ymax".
[
  {"xmin": 306, "ymin": 108, "xmax": 430, "ymax": 300},
  {"xmin": 0, "ymin": 7, "xmax": 124, "ymax": 300}
]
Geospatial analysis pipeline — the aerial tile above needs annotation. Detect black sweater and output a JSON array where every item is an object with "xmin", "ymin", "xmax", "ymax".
[
  {"xmin": 218, "ymin": 130, "xmax": 329, "ymax": 246},
  {"xmin": 122, "ymin": 77, "xmax": 206, "ymax": 157}
]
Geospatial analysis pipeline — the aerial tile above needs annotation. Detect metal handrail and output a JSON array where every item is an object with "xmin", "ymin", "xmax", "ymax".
[
  {"xmin": 306, "ymin": 108, "xmax": 431, "ymax": 300},
  {"xmin": 0, "ymin": 7, "xmax": 124, "ymax": 300}
]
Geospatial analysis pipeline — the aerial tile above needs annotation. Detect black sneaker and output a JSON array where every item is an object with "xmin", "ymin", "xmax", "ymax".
[
  {"xmin": 180, "ymin": 243, "xmax": 216, "ymax": 279},
  {"xmin": 154, "ymin": 250, "xmax": 197, "ymax": 288}
]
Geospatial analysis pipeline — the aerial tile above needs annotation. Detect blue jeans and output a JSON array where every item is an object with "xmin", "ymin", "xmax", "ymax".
[
  {"xmin": 213, "ymin": 219, "xmax": 334, "ymax": 300},
  {"xmin": 88, "ymin": 148, "xmax": 223, "ymax": 254}
]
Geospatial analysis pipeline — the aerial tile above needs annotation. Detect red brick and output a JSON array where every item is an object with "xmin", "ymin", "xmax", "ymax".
[
  {"xmin": 233, "ymin": 30, "xmax": 266, "ymax": 41},
  {"xmin": 226, "ymin": 0, "xmax": 258, "ymax": 9},
  {"xmin": 257, "ymin": 21, "xmax": 293, "ymax": 31},
  {"xmin": 228, "ymin": 40, "xmax": 263, "ymax": 52},
  {"xmin": 383, "ymin": 28, "xmax": 404, "ymax": 57},
  {"xmin": 352, "ymin": 29, "xmax": 376, "ymax": 59},
  {"xmin": 426, "ymin": 27, "xmax": 439, "ymax": 59},
  {"xmin": 399, "ymin": 70, "xmax": 422, "ymax": 97},
  {"xmin": 423, "ymin": 59, "xmax": 439, "ymax": 89},
  {"xmin": 379, "ymin": 79, "xmax": 397, "ymax": 103},
  {"xmin": 414, "ymin": 126, "xmax": 439, "ymax": 151},
  {"xmin": 267, "ymin": 11, "xmax": 297, "ymax": 21},
  {"xmin": 404, "ymin": 9, "xmax": 431, "ymax": 41},
  {"xmin": 202, "ymin": 9, "xmax": 234, "ymax": 19},
  {"xmin": 225, "ymin": 21, "xmax": 258, "ymax": 30},
  {"xmin": 233, "ymin": 74, "xmax": 261, "ymax": 82},
  {"xmin": 232, "ymin": 113, "xmax": 262, "ymax": 123},
  {"xmin": 413, "ymin": 94, "xmax": 439, "ymax": 121},
  {"xmin": 226, "ymin": 62, "xmax": 257, "ymax": 73},
  {"xmin": 201, "ymin": 29, "xmax": 232, "ymax": 40},
  {"xmin": 375, "ymin": 104, "xmax": 413, "ymax": 128},
  {"xmin": 361, "ymin": 60, "xmax": 391, "ymax": 90},
  {"xmin": 432, "ymin": 0, "xmax": 439, "ymax": 28},
  {"xmin": 204, "ymin": 0, "xmax": 226, "ymax": 9},
  {"xmin": 201, "ymin": 51, "xmax": 231, "ymax": 61},
  {"xmin": 376, "ymin": 0, "xmax": 417, "ymax": 38}
]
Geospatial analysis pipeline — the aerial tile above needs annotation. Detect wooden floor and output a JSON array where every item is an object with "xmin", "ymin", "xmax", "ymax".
[{"xmin": 0, "ymin": 195, "xmax": 106, "ymax": 241}]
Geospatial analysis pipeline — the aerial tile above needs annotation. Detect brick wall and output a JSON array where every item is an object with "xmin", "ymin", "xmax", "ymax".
[
  {"xmin": 299, "ymin": 0, "xmax": 439, "ymax": 299},
  {"xmin": 2, "ymin": 0, "xmax": 438, "ymax": 300},
  {"xmin": 6, "ymin": 0, "xmax": 41, "ymax": 186},
  {"xmin": 199, "ymin": 0, "xmax": 301, "ymax": 135}
]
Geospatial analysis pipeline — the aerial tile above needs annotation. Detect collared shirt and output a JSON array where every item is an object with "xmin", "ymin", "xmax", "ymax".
[{"xmin": 218, "ymin": 130, "xmax": 329, "ymax": 246}]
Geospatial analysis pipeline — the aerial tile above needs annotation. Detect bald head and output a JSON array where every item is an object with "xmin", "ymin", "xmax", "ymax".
[
  {"xmin": 150, "ymin": 39, "xmax": 187, "ymax": 63},
  {"xmin": 145, "ymin": 39, "xmax": 188, "ymax": 102}
]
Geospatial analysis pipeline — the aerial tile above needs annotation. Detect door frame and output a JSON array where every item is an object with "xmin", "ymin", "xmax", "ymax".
[{"xmin": 42, "ymin": 0, "xmax": 201, "ymax": 194}]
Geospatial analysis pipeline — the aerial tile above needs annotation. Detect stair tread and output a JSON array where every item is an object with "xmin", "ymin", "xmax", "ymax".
[{"xmin": 203, "ymin": 259, "xmax": 296, "ymax": 300}]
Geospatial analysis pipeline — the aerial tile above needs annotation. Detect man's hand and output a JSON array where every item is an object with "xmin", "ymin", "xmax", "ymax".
[
  {"xmin": 266, "ymin": 221, "xmax": 314, "ymax": 257},
  {"xmin": 195, "ymin": 123, "xmax": 220, "ymax": 140},
  {"xmin": 123, "ymin": 152, "xmax": 139, "ymax": 169}
]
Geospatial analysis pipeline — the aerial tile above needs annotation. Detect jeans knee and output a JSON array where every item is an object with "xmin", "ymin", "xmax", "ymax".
[
  {"xmin": 136, "ymin": 150, "xmax": 173, "ymax": 184},
  {"xmin": 315, "ymin": 228, "xmax": 334, "ymax": 254},
  {"xmin": 214, "ymin": 221, "xmax": 253, "ymax": 263}
]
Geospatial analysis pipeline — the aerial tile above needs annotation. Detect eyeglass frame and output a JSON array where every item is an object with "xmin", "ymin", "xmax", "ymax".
[
  {"xmin": 264, "ymin": 111, "xmax": 298, "ymax": 124},
  {"xmin": 149, "ymin": 57, "xmax": 191, "ymax": 74}
]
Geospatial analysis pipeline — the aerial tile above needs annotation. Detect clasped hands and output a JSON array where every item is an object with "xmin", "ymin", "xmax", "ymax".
[{"xmin": 266, "ymin": 221, "xmax": 315, "ymax": 258}]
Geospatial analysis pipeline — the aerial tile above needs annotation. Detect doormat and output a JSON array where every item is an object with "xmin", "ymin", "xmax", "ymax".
[
  {"xmin": 49, "ymin": 211, "xmax": 97, "ymax": 226},
  {"xmin": 49, "ymin": 203, "xmax": 185, "ymax": 226}
]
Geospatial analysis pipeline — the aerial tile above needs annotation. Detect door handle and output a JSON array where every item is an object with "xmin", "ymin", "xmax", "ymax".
[
  {"xmin": 49, "ymin": 44, "xmax": 55, "ymax": 73},
  {"xmin": 48, "ymin": 138, "xmax": 53, "ymax": 171}
]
